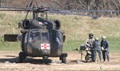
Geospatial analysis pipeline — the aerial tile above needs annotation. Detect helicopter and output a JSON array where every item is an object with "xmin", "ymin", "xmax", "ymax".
[
  {"xmin": 1, "ymin": 0, "xmax": 67, "ymax": 64},
  {"xmin": 1, "ymin": 0, "xmax": 120, "ymax": 64}
]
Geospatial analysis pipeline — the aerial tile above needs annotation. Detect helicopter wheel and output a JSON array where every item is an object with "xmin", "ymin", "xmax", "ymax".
[
  {"xmin": 61, "ymin": 56, "xmax": 66, "ymax": 63},
  {"xmin": 59, "ymin": 56, "xmax": 62, "ymax": 60},
  {"xmin": 43, "ymin": 56, "xmax": 49, "ymax": 64},
  {"xmin": 18, "ymin": 52, "xmax": 26, "ymax": 63}
]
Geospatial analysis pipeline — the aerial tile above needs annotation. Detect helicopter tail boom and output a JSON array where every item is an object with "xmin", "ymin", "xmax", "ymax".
[{"xmin": 4, "ymin": 34, "xmax": 18, "ymax": 42}]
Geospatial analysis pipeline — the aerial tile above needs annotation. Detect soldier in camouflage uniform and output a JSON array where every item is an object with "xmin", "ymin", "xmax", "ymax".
[
  {"xmin": 85, "ymin": 33, "xmax": 95, "ymax": 50},
  {"xmin": 85, "ymin": 33, "xmax": 95, "ymax": 61}
]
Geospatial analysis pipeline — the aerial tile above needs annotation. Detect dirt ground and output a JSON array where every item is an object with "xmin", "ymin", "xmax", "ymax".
[{"xmin": 0, "ymin": 51, "xmax": 120, "ymax": 71}]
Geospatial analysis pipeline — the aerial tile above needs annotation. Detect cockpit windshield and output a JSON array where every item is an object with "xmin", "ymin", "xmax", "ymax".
[
  {"xmin": 29, "ymin": 32, "xmax": 40, "ymax": 42},
  {"xmin": 30, "ymin": 32, "xmax": 40, "ymax": 37},
  {"xmin": 42, "ymin": 32, "xmax": 48, "ymax": 41}
]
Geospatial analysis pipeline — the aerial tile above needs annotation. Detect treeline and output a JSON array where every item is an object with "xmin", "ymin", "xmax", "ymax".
[
  {"xmin": 0, "ymin": 0, "xmax": 52, "ymax": 8},
  {"xmin": 52, "ymin": 0, "xmax": 120, "ymax": 10},
  {"xmin": 0, "ymin": 0, "xmax": 120, "ymax": 17},
  {"xmin": 52, "ymin": 0, "xmax": 120, "ymax": 17},
  {"xmin": 1, "ymin": 0, "xmax": 120, "ymax": 10}
]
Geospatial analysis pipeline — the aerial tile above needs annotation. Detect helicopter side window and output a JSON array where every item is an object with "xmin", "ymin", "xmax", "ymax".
[
  {"xmin": 42, "ymin": 32, "xmax": 48, "ymax": 41},
  {"xmin": 25, "ymin": 33, "xmax": 28, "ymax": 43}
]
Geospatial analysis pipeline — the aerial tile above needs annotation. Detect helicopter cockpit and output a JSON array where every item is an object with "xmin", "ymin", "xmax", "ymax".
[{"xmin": 29, "ymin": 31, "xmax": 40, "ymax": 42}]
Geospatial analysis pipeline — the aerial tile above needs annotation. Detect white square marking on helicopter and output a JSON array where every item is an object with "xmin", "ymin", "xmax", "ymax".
[
  {"xmin": 41, "ymin": 43, "xmax": 50, "ymax": 49},
  {"xmin": 38, "ymin": 22, "xmax": 43, "ymax": 25}
]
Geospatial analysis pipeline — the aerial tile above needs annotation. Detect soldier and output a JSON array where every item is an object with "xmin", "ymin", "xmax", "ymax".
[
  {"xmin": 101, "ymin": 36, "xmax": 109, "ymax": 62},
  {"xmin": 92, "ymin": 38, "xmax": 101, "ymax": 62},
  {"xmin": 85, "ymin": 33, "xmax": 95, "ymax": 61},
  {"xmin": 85, "ymin": 33, "xmax": 95, "ymax": 49}
]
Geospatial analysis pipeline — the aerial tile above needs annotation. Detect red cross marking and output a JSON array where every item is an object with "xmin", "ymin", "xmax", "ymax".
[{"xmin": 42, "ymin": 44, "xmax": 49, "ymax": 49}]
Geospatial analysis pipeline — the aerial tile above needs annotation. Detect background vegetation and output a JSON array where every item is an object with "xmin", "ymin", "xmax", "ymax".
[
  {"xmin": 0, "ymin": 0, "xmax": 120, "ymax": 17},
  {"xmin": 0, "ymin": 12, "xmax": 120, "ymax": 53}
]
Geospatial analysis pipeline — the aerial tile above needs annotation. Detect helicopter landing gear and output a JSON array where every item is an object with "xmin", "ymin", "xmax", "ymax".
[
  {"xmin": 18, "ymin": 52, "xmax": 26, "ymax": 63},
  {"xmin": 60, "ymin": 53, "xmax": 67, "ymax": 63},
  {"xmin": 43, "ymin": 56, "xmax": 49, "ymax": 64},
  {"xmin": 61, "ymin": 56, "xmax": 66, "ymax": 63}
]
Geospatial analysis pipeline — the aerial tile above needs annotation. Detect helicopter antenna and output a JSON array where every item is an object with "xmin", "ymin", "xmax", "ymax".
[{"xmin": 25, "ymin": 0, "xmax": 34, "ymax": 19}]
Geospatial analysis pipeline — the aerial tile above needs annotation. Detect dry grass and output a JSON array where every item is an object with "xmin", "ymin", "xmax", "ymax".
[
  {"xmin": 0, "ymin": 12, "xmax": 120, "ymax": 39},
  {"xmin": 0, "ymin": 12, "xmax": 120, "ymax": 52},
  {"xmin": 49, "ymin": 14, "xmax": 120, "ymax": 41}
]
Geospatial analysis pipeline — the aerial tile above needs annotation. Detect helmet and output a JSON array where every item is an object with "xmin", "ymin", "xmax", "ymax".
[
  {"xmin": 95, "ymin": 37, "xmax": 99, "ymax": 40},
  {"xmin": 102, "ymin": 36, "xmax": 106, "ymax": 39},
  {"xmin": 89, "ymin": 33, "xmax": 94, "ymax": 39}
]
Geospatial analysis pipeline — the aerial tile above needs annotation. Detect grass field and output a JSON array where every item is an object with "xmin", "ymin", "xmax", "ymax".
[{"xmin": 0, "ymin": 12, "xmax": 120, "ymax": 52}]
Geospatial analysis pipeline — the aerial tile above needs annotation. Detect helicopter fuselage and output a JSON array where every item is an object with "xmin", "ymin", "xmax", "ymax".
[
  {"xmin": 3, "ymin": 6, "xmax": 67, "ymax": 63},
  {"xmin": 21, "ymin": 29, "xmax": 63, "ymax": 57},
  {"xmin": 19, "ymin": 18, "xmax": 65, "ymax": 58}
]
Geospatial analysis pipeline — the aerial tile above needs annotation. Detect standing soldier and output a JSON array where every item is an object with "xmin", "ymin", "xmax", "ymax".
[
  {"xmin": 92, "ymin": 38, "xmax": 101, "ymax": 62},
  {"xmin": 101, "ymin": 36, "xmax": 110, "ymax": 62}
]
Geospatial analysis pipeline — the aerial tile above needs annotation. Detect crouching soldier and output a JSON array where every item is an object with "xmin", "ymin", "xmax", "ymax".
[
  {"xmin": 92, "ymin": 38, "xmax": 101, "ymax": 62},
  {"xmin": 85, "ymin": 33, "xmax": 95, "ymax": 50},
  {"xmin": 101, "ymin": 36, "xmax": 110, "ymax": 62},
  {"xmin": 85, "ymin": 33, "xmax": 95, "ymax": 62}
]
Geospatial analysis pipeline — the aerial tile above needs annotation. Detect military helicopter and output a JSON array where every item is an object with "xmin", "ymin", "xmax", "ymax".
[
  {"xmin": 0, "ymin": 0, "xmax": 67, "ymax": 64},
  {"xmin": 1, "ymin": 0, "xmax": 120, "ymax": 64}
]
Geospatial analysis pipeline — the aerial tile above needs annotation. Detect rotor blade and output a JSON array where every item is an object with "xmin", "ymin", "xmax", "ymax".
[
  {"xmin": 0, "ymin": 9, "xmax": 31, "ymax": 11},
  {"xmin": 48, "ymin": 9, "xmax": 120, "ymax": 19},
  {"xmin": 28, "ymin": 0, "xmax": 34, "ymax": 8},
  {"xmin": 0, "ymin": 6, "xmax": 30, "ymax": 11},
  {"xmin": 49, "ymin": 10, "xmax": 71, "ymax": 15},
  {"xmin": 25, "ymin": 0, "xmax": 34, "ymax": 19},
  {"xmin": 69, "ymin": 10, "xmax": 120, "ymax": 13},
  {"xmin": 49, "ymin": 9, "xmax": 120, "ymax": 14},
  {"xmin": 0, "ymin": 6, "xmax": 26, "ymax": 9}
]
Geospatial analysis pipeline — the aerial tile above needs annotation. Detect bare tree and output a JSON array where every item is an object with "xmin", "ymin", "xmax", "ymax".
[{"xmin": 0, "ymin": 0, "xmax": 120, "ymax": 17}]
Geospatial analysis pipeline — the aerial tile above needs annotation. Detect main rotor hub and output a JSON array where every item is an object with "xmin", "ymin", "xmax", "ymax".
[{"xmin": 33, "ymin": 6, "xmax": 49, "ymax": 13}]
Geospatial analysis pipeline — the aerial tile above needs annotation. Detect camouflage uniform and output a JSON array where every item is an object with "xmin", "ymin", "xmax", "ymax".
[
  {"xmin": 84, "ymin": 34, "xmax": 95, "ymax": 62},
  {"xmin": 85, "ymin": 38, "xmax": 95, "ymax": 49}
]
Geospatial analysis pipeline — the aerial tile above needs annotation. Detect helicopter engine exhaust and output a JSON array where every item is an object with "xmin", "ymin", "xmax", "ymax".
[
  {"xmin": 18, "ymin": 19, "xmax": 45, "ymax": 29},
  {"xmin": 18, "ymin": 19, "xmax": 30, "ymax": 29}
]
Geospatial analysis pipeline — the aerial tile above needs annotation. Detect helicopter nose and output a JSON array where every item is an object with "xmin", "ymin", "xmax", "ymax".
[{"xmin": 40, "ymin": 43, "xmax": 51, "ymax": 55}]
